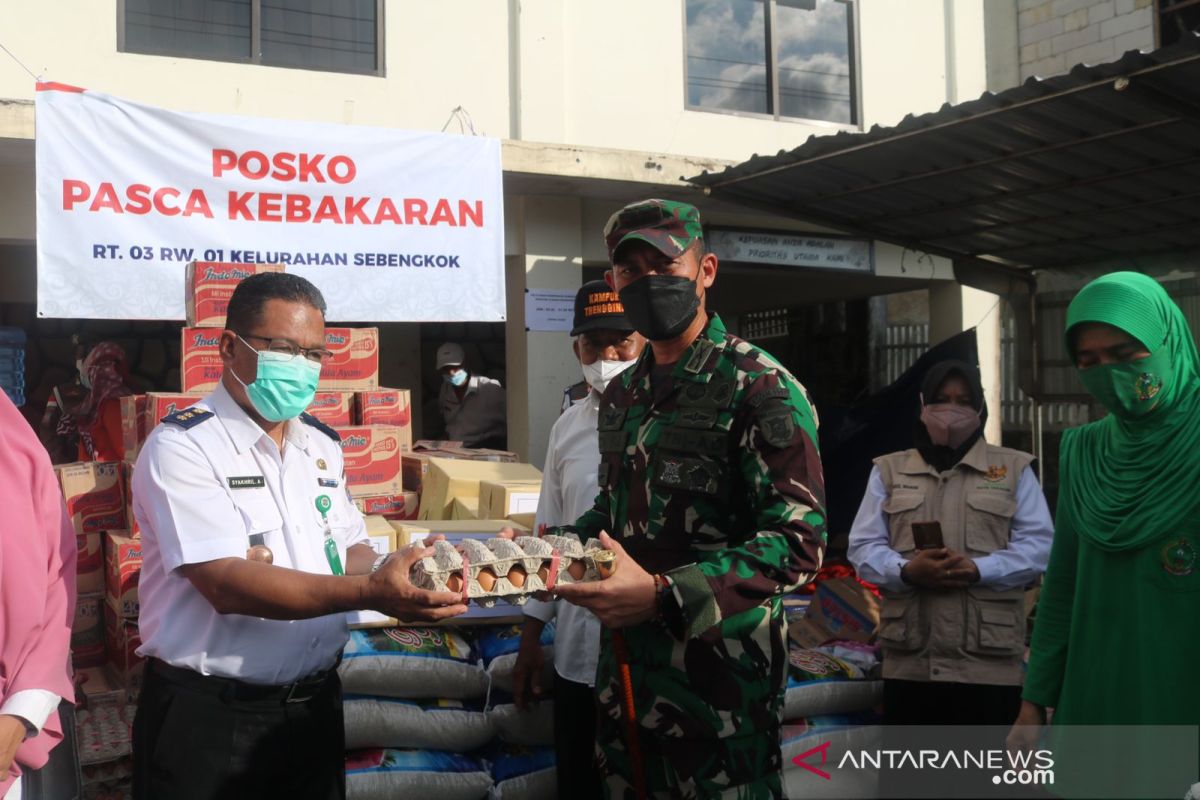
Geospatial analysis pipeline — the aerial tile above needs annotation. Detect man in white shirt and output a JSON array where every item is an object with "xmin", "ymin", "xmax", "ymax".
[
  {"xmin": 512, "ymin": 281, "xmax": 644, "ymax": 798},
  {"xmin": 131, "ymin": 273, "xmax": 466, "ymax": 800},
  {"xmin": 435, "ymin": 342, "xmax": 507, "ymax": 449}
]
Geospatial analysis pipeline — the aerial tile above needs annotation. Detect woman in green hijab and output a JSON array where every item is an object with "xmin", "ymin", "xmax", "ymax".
[{"xmin": 1009, "ymin": 272, "xmax": 1200, "ymax": 751}]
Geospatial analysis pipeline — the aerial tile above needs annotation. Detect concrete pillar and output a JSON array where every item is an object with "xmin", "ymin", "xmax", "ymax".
[
  {"xmin": 929, "ymin": 281, "xmax": 1003, "ymax": 445},
  {"xmin": 504, "ymin": 195, "xmax": 583, "ymax": 468}
]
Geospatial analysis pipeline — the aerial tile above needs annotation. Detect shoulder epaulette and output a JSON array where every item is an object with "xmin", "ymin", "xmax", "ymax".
[
  {"xmin": 160, "ymin": 407, "xmax": 214, "ymax": 429},
  {"xmin": 300, "ymin": 412, "xmax": 341, "ymax": 443}
]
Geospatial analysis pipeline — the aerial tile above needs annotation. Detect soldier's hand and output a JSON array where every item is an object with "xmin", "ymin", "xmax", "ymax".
[
  {"xmin": 512, "ymin": 619, "xmax": 547, "ymax": 711},
  {"xmin": 367, "ymin": 542, "xmax": 469, "ymax": 622},
  {"xmin": 553, "ymin": 532, "xmax": 657, "ymax": 628}
]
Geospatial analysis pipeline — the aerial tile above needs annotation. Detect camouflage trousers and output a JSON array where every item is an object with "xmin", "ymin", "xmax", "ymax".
[{"xmin": 595, "ymin": 713, "xmax": 782, "ymax": 800}]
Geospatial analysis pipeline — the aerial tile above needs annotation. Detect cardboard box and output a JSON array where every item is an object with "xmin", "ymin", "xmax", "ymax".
[
  {"xmin": 180, "ymin": 328, "xmax": 223, "ymax": 393},
  {"xmin": 353, "ymin": 492, "xmax": 419, "ymax": 521},
  {"xmin": 347, "ymin": 516, "xmax": 400, "ymax": 629},
  {"xmin": 306, "ymin": 391, "xmax": 355, "ymax": 427},
  {"xmin": 418, "ymin": 457, "xmax": 542, "ymax": 520},
  {"xmin": 77, "ymin": 532, "xmax": 104, "ymax": 594},
  {"xmin": 478, "ymin": 480, "xmax": 542, "ymax": 521},
  {"xmin": 72, "ymin": 592, "xmax": 106, "ymax": 668},
  {"xmin": 57, "ymin": 462, "xmax": 126, "ymax": 535},
  {"xmin": 74, "ymin": 666, "xmax": 125, "ymax": 708},
  {"xmin": 389, "ymin": 519, "xmax": 530, "ymax": 549},
  {"xmin": 337, "ymin": 426, "xmax": 403, "ymax": 497},
  {"xmin": 507, "ymin": 512, "xmax": 537, "ymax": 530},
  {"xmin": 103, "ymin": 603, "xmax": 144, "ymax": 691},
  {"xmin": 788, "ymin": 577, "xmax": 880, "ymax": 648},
  {"xmin": 122, "ymin": 393, "xmax": 204, "ymax": 460},
  {"xmin": 104, "ymin": 533, "xmax": 142, "ymax": 619},
  {"xmin": 355, "ymin": 388, "xmax": 412, "ymax": 429},
  {"xmin": 186, "ymin": 261, "xmax": 284, "ymax": 327},
  {"xmin": 450, "ymin": 497, "xmax": 479, "ymax": 520},
  {"xmin": 121, "ymin": 461, "xmax": 140, "ymax": 537},
  {"xmin": 319, "ymin": 328, "xmax": 379, "ymax": 391}
]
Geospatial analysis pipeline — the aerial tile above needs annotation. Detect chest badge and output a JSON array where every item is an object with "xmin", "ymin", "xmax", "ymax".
[
  {"xmin": 318, "ymin": 477, "xmax": 339, "ymax": 488},
  {"xmin": 1161, "ymin": 537, "xmax": 1196, "ymax": 576},
  {"xmin": 985, "ymin": 465, "xmax": 1007, "ymax": 482},
  {"xmin": 228, "ymin": 475, "xmax": 265, "ymax": 490},
  {"xmin": 316, "ymin": 458, "xmax": 328, "ymax": 471}
]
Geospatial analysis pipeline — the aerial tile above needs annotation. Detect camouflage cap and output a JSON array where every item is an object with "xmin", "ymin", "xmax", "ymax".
[{"xmin": 603, "ymin": 199, "xmax": 704, "ymax": 263}]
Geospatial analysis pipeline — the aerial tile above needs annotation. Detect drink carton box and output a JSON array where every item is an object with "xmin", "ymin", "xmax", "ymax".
[
  {"xmin": 306, "ymin": 391, "xmax": 354, "ymax": 427},
  {"xmin": 180, "ymin": 328, "xmax": 223, "ymax": 393},
  {"xmin": 122, "ymin": 393, "xmax": 203, "ymax": 460},
  {"xmin": 103, "ymin": 603, "xmax": 144, "ymax": 691},
  {"xmin": 319, "ymin": 328, "xmax": 379, "ymax": 391},
  {"xmin": 353, "ymin": 492, "xmax": 419, "ymax": 521},
  {"xmin": 186, "ymin": 261, "xmax": 284, "ymax": 327},
  {"xmin": 57, "ymin": 462, "xmax": 126, "ymax": 535},
  {"xmin": 104, "ymin": 533, "xmax": 142, "ymax": 619},
  {"xmin": 336, "ymin": 426, "xmax": 403, "ymax": 497}
]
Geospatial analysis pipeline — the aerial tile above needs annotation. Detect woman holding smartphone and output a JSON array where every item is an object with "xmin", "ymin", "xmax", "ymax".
[{"xmin": 848, "ymin": 359, "xmax": 1054, "ymax": 725}]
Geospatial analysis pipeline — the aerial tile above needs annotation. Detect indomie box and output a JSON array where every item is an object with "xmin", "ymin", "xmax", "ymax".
[
  {"xmin": 121, "ymin": 393, "xmax": 203, "ymax": 460},
  {"xmin": 306, "ymin": 391, "xmax": 354, "ymax": 427},
  {"xmin": 104, "ymin": 603, "xmax": 144, "ymax": 692},
  {"xmin": 77, "ymin": 532, "xmax": 104, "ymax": 594},
  {"xmin": 180, "ymin": 328, "xmax": 224, "ymax": 393},
  {"xmin": 104, "ymin": 533, "xmax": 142, "ymax": 619},
  {"xmin": 72, "ymin": 592, "xmax": 105, "ymax": 669},
  {"xmin": 57, "ymin": 462, "xmax": 126, "ymax": 535},
  {"xmin": 336, "ymin": 426, "xmax": 403, "ymax": 497},
  {"xmin": 319, "ymin": 328, "xmax": 379, "ymax": 391},
  {"xmin": 186, "ymin": 261, "xmax": 284, "ymax": 327},
  {"xmin": 355, "ymin": 388, "xmax": 412, "ymax": 429}
]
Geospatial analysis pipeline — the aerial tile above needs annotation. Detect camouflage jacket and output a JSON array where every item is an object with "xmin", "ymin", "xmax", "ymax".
[{"xmin": 563, "ymin": 313, "xmax": 827, "ymax": 740}]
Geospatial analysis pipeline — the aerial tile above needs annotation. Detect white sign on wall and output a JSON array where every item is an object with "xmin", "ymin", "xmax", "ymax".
[
  {"xmin": 35, "ymin": 83, "xmax": 506, "ymax": 321},
  {"xmin": 523, "ymin": 289, "xmax": 576, "ymax": 332},
  {"xmin": 707, "ymin": 228, "xmax": 873, "ymax": 273}
]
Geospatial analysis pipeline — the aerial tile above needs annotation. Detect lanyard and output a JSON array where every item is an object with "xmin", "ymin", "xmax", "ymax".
[{"xmin": 314, "ymin": 495, "xmax": 344, "ymax": 576}]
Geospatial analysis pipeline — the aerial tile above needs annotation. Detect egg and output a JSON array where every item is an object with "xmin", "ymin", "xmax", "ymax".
[
  {"xmin": 508, "ymin": 564, "xmax": 528, "ymax": 588},
  {"xmin": 446, "ymin": 573, "xmax": 463, "ymax": 594},
  {"xmin": 567, "ymin": 560, "xmax": 587, "ymax": 581},
  {"xmin": 537, "ymin": 562, "xmax": 551, "ymax": 583},
  {"xmin": 477, "ymin": 568, "xmax": 498, "ymax": 592}
]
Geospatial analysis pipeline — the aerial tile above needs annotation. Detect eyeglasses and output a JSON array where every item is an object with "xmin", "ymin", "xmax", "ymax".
[{"xmin": 238, "ymin": 333, "xmax": 333, "ymax": 365}]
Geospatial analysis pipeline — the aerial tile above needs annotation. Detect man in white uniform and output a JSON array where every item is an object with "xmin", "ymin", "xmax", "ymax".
[
  {"xmin": 513, "ymin": 280, "xmax": 644, "ymax": 798},
  {"xmin": 131, "ymin": 273, "xmax": 466, "ymax": 800}
]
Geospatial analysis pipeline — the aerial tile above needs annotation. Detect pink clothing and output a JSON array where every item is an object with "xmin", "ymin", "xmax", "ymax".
[{"xmin": 0, "ymin": 391, "xmax": 76, "ymax": 794}]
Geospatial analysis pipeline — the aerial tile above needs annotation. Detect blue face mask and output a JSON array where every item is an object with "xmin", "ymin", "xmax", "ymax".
[
  {"xmin": 444, "ymin": 369, "xmax": 468, "ymax": 388},
  {"xmin": 232, "ymin": 335, "xmax": 322, "ymax": 422}
]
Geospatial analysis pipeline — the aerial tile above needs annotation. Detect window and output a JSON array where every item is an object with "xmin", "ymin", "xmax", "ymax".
[
  {"xmin": 120, "ymin": 0, "xmax": 382, "ymax": 76},
  {"xmin": 685, "ymin": 0, "xmax": 857, "ymax": 125},
  {"xmin": 1156, "ymin": 0, "xmax": 1200, "ymax": 47}
]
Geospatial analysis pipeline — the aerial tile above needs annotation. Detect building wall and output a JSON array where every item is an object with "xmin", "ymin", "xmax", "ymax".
[{"xmin": 1017, "ymin": 0, "xmax": 1155, "ymax": 81}]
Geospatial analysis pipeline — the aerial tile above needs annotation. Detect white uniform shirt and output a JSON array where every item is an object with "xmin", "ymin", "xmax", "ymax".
[
  {"xmin": 133, "ymin": 382, "xmax": 368, "ymax": 685},
  {"xmin": 524, "ymin": 392, "xmax": 603, "ymax": 686},
  {"xmin": 1, "ymin": 689, "xmax": 59, "ymax": 800},
  {"xmin": 438, "ymin": 374, "xmax": 506, "ymax": 447}
]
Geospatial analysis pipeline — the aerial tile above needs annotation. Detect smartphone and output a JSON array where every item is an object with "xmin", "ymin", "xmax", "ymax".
[{"xmin": 911, "ymin": 521, "xmax": 945, "ymax": 550}]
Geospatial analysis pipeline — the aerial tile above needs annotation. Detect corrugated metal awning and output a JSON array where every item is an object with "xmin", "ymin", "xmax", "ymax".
[{"xmin": 689, "ymin": 35, "xmax": 1200, "ymax": 274}]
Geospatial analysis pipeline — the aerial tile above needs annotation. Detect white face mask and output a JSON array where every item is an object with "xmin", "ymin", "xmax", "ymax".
[{"xmin": 581, "ymin": 359, "xmax": 636, "ymax": 395}]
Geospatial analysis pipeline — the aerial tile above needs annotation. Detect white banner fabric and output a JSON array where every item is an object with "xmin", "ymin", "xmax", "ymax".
[{"xmin": 35, "ymin": 84, "xmax": 506, "ymax": 322}]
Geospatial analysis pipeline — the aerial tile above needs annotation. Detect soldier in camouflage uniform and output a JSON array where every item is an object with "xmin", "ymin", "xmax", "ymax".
[{"xmin": 554, "ymin": 200, "xmax": 827, "ymax": 799}]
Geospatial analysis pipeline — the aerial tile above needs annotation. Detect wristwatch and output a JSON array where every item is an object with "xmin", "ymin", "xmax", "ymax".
[{"xmin": 371, "ymin": 553, "xmax": 391, "ymax": 573}]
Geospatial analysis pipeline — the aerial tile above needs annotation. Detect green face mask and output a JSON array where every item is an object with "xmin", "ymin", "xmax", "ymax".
[
  {"xmin": 233, "ymin": 336, "xmax": 322, "ymax": 422},
  {"xmin": 1077, "ymin": 347, "xmax": 1171, "ymax": 420}
]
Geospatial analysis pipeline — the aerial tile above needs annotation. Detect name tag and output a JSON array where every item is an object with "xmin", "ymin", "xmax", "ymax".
[
  {"xmin": 227, "ymin": 475, "xmax": 266, "ymax": 490},
  {"xmin": 318, "ymin": 477, "xmax": 340, "ymax": 488}
]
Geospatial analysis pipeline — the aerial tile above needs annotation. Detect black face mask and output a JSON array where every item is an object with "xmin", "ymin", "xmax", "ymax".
[{"xmin": 618, "ymin": 273, "xmax": 701, "ymax": 341}]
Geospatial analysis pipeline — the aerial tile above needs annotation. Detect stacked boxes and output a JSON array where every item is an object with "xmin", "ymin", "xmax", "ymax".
[
  {"xmin": 104, "ymin": 533, "xmax": 142, "ymax": 619},
  {"xmin": 418, "ymin": 458, "xmax": 542, "ymax": 521},
  {"xmin": 58, "ymin": 462, "xmax": 127, "ymax": 536},
  {"xmin": 355, "ymin": 388, "xmax": 411, "ymax": 427},
  {"xmin": 320, "ymin": 328, "xmax": 380, "ymax": 390},
  {"xmin": 179, "ymin": 328, "xmax": 224, "ymax": 393},
  {"xmin": 72, "ymin": 593, "xmax": 106, "ymax": 668},
  {"xmin": 478, "ymin": 480, "xmax": 542, "ymax": 521},
  {"xmin": 337, "ymin": 426, "xmax": 405, "ymax": 497},
  {"xmin": 186, "ymin": 261, "xmax": 283, "ymax": 328},
  {"xmin": 119, "ymin": 393, "xmax": 203, "ymax": 461},
  {"xmin": 353, "ymin": 492, "xmax": 420, "ymax": 521},
  {"xmin": 306, "ymin": 391, "xmax": 355, "ymax": 426}
]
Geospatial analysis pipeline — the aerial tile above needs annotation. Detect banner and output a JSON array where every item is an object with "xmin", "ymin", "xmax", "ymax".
[{"xmin": 35, "ymin": 84, "xmax": 506, "ymax": 321}]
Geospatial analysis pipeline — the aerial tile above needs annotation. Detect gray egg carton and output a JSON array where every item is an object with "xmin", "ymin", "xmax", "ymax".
[{"xmin": 408, "ymin": 535, "xmax": 614, "ymax": 605}]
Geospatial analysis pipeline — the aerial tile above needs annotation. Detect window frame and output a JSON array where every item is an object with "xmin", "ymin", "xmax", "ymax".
[
  {"xmin": 680, "ymin": 0, "xmax": 861, "ymax": 130},
  {"xmin": 117, "ymin": 0, "xmax": 386, "ymax": 78}
]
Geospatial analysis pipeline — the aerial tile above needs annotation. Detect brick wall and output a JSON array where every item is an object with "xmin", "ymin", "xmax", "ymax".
[{"xmin": 1017, "ymin": 0, "xmax": 1155, "ymax": 81}]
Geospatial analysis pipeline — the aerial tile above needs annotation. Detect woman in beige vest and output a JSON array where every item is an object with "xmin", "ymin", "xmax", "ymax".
[{"xmin": 848, "ymin": 360, "xmax": 1053, "ymax": 725}]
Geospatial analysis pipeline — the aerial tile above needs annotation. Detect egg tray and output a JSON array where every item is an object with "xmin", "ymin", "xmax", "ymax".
[{"xmin": 409, "ymin": 534, "xmax": 613, "ymax": 607}]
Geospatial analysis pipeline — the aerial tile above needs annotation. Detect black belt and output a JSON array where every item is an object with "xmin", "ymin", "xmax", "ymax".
[{"xmin": 148, "ymin": 657, "xmax": 339, "ymax": 705}]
